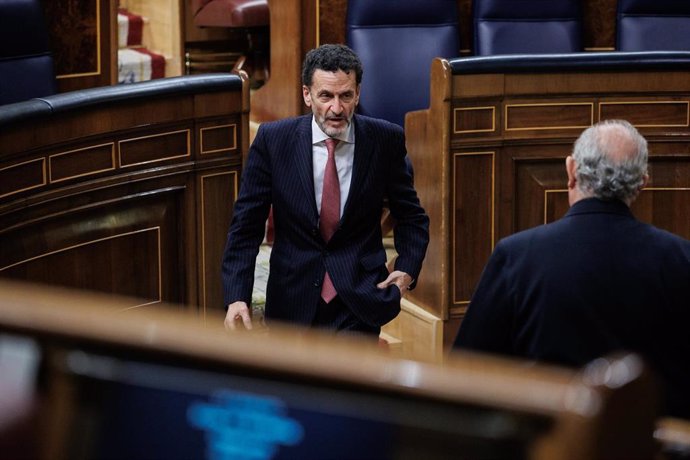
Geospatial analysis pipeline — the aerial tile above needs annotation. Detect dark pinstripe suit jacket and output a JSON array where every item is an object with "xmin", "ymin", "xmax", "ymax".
[
  {"xmin": 454, "ymin": 198, "xmax": 690, "ymax": 417},
  {"xmin": 221, "ymin": 114, "xmax": 430, "ymax": 327}
]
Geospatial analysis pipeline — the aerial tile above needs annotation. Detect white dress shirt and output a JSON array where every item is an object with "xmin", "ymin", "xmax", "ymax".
[{"xmin": 311, "ymin": 117, "xmax": 355, "ymax": 217}]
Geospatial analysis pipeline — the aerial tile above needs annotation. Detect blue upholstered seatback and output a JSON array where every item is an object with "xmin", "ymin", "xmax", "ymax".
[
  {"xmin": 473, "ymin": 0, "xmax": 583, "ymax": 55},
  {"xmin": 0, "ymin": 0, "xmax": 57, "ymax": 105},
  {"xmin": 346, "ymin": 0, "xmax": 460, "ymax": 128},
  {"xmin": 617, "ymin": 0, "xmax": 690, "ymax": 51}
]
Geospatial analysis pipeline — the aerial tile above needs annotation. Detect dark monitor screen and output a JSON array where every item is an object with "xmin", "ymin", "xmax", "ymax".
[{"xmin": 60, "ymin": 350, "xmax": 547, "ymax": 460}]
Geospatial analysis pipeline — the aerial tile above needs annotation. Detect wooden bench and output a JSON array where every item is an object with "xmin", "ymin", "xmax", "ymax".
[
  {"xmin": 399, "ymin": 51, "xmax": 690, "ymax": 353},
  {"xmin": 0, "ymin": 73, "xmax": 249, "ymax": 316}
]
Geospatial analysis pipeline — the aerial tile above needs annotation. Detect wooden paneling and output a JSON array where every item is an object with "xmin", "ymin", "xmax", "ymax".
[
  {"xmin": 406, "ymin": 58, "xmax": 690, "ymax": 352},
  {"xmin": 0, "ymin": 77, "xmax": 248, "ymax": 315},
  {"xmin": 250, "ymin": 0, "xmax": 317, "ymax": 124},
  {"xmin": 45, "ymin": 0, "xmax": 116, "ymax": 91}
]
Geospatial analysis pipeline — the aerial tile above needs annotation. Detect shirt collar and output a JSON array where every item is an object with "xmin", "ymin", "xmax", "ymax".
[{"xmin": 311, "ymin": 116, "xmax": 355, "ymax": 145}]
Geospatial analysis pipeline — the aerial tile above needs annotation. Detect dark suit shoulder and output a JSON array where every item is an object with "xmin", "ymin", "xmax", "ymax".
[{"xmin": 256, "ymin": 115, "xmax": 311, "ymax": 138}]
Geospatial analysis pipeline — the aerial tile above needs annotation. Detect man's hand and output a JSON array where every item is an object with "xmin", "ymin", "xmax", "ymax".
[
  {"xmin": 377, "ymin": 270, "xmax": 413, "ymax": 297},
  {"xmin": 224, "ymin": 301, "xmax": 253, "ymax": 331}
]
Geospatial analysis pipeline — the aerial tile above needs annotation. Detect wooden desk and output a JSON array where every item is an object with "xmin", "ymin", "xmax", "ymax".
[
  {"xmin": 403, "ymin": 52, "xmax": 690, "ymax": 350},
  {"xmin": 0, "ymin": 73, "xmax": 249, "ymax": 316},
  {"xmin": 0, "ymin": 279, "xmax": 660, "ymax": 460}
]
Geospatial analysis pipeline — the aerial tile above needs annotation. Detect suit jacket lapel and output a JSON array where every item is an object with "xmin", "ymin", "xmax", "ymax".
[
  {"xmin": 293, "ymin": 116, "xmax": 319, "ymax": 220},
  {"xmin": 343, "ymin": 116, "xmax": 375, "ymax": 220}
]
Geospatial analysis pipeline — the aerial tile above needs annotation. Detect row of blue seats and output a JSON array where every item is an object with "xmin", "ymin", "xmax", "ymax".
[
  {"xmin": 4, "ymin": 0, "xmax": 690, "ymax": 123},
  {"xmin": 347, "ymin": 0, "xmax": 690, "ymax": 129}
]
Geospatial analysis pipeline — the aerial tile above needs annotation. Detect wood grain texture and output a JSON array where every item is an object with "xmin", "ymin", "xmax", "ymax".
[{"xmin": 0, "ymin": 78, "xmax": 248, "ymax": 315}]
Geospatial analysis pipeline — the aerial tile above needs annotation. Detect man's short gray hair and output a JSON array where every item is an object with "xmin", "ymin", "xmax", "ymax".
[{"xmin": 572, "ymin": 119, "xmax": 648, "ymax": 203}]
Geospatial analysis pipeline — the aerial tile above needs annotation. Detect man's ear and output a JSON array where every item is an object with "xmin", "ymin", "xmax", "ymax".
[
  {"xmin": 641, "ymin": 173, "xmax": 649, "ymax": 190},
  {"xmin": 302, "ymin": 85, "xmax": 312, "ymax": 107},
  {"xmin": 566, "ymin": 156, "xmax": 577, "ymax": 189}
]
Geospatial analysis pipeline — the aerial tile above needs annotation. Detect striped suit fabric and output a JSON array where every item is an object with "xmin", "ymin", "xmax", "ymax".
[{"xmin": 221, "ymin": 114, "xmax": 429, "ymax": 327}]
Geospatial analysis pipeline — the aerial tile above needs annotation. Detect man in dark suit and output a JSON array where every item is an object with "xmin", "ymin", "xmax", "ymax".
[
  {"xmin": 453, "ymin": 119, "xmax": 690, "ymax": 418},
  {"xmin": 222, "ymin": 44, "xmax": 429, "ymax": 338}
]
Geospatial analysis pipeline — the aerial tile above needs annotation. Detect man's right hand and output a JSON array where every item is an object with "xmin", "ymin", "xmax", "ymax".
[{"xmin": 224, "ymin": 301, "xmax": 253, "ymax": 331}]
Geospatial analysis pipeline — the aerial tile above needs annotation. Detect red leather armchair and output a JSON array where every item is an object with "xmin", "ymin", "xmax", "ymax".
[{"xmin": 190, "ymin": 0, "xmax": 269, "ymax": 85}]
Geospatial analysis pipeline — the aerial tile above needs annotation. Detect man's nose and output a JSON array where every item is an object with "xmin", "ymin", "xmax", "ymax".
[{"xmin": 331, "ymin": 97, "xmax": 343, "ymax": 114}]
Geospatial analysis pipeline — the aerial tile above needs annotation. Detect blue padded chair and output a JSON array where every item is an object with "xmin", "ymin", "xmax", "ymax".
[
  {"xmin": 617, "ymin": 0, "xmax": 690, "ymax": 51},
  {"xmin": 346, "ymin": 0, "xmax": 460, "ymax": 128},
  {"xmin": 0, "ymin": 0, "xmax": 57, "ymax": 105},
  {"xmin": 473, "ymin": 0, "xmax": 583, "ymax": 55}
]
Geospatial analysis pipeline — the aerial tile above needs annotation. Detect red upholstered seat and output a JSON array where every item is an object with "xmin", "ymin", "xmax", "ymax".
[{"xmin": 192, "ymin": 0, "xmax": 269, "ymax": 28}]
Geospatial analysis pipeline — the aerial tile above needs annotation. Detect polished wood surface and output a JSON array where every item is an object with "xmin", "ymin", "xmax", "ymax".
[
  {"xmin": 0, "ymin": 75, "xmax": 249, "ymax": 315},
  {"xmin": 406, "ymin": 58, "xmax": 690, "ymax": 350},
  {"xmin": 0, "ymin": 279, "xmax": 660, "ymax": 460},
  {"xmin": 46, "ymin": 0, "xmax": 117, "ymax": 91},
  {"xmin": 249, "ymin": 0, "xmax": 317, "ymax": 124}
]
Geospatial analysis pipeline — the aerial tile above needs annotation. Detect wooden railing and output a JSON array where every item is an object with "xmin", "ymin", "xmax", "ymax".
[
  {"xmin": 0, "ymin": 279, "xmax": 662, "ymax": 460},
  {"xmin": 0, "ymin": 73, "xmax": 249, "ymax": 316}
]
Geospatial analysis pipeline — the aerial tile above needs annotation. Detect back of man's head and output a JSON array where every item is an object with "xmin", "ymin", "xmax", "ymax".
[{"xmin": 572, "ymin": 119, "xmax": 648, "ymax": 204}]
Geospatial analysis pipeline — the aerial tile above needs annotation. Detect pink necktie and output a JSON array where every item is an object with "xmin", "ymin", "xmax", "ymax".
[{"xmin": 320, "ymin": 137, "xmax": 339, "ymax": 303}]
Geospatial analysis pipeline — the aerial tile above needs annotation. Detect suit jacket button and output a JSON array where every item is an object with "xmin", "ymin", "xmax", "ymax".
[
  {"xmin": 311, "ymin": 228, "xmax": 318, "ymax": 236},
  {"xmin": 313, "ymin": 279, "xmax": 320, "ymax": 287}
]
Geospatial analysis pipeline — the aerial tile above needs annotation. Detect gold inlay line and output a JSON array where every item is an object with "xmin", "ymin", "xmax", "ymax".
[
  {"xmin": 200, "ymin": 171, "xmax": 238, "ymax": 315},
  {"xmin": 599, "ymin": 101, "xmax": 690, "ymax": 127},
  {"xmin": 315, "ymin": 0, "xmax": 320, "ymax": 46},
  {"xmin": 544, "ymin": 189, "xmax": 568, "ymax": 224},
  {"xmin": 505, "ymin": 102, "xmax": 594, "ymax": 131},
  {"xmin": 0, "ymin": 227, "xmax": 157, "ymax": 271},
  {"xmin": 200, "ymin": 124, "xmax": 238, "ymax": 154},
  {"xmin": 48, "ymin": 142, "xmax": 116, "ymax": 183},
  {"xmin": 452, "ymin": 151, "xmax": 495, "ymax": 306},
  {"xmin": 0, "ymin": 158, "xmax": 46, "ymax": 199},
  {"xmin": 0, "ymin": 227, "xmax": 163, "ymax": 309},
  {"xmin": 118, "ymin": 129, "xmax": 191, "ymax": 168},
  {"xmin": 453, "ymin": 106, "xmax": 496, "ymax": 134}
]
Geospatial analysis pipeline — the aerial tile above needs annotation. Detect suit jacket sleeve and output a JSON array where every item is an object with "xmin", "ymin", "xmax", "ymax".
[
  {"xmin": 221, "ymin": 125, "xmax": 272, "ymax": 306},
  {"xmin": 385, "ymin": 127, "xmax": 430, "ymax": 286},
  {"xmin": 453, "ymin": 242, "xmax": 515, "ymax": 354}
]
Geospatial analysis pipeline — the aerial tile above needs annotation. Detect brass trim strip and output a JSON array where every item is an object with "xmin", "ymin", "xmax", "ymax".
[
  {"xmin": 505, "ymin": 102, "xmax": 594, "ymax": 131},
  {"xmin": 0, "ymin": 227, "xmax": 163, "ymax": 309},
  {"xmin": 452, "ymin": 151, "xmax": 495, "ymax": 306},
  {"xmin": 200, "ymin": 171, "xmax": 239, "ymax": 316},
  {"xmin": 544, "ymin": 189, "xmax": 568, "ymax": 224},
  {"xmin": 453, "ymin": 106, "xmax": 496, "ymax": 134},
  {"xmin": 48, "ymin": 142, "xmax": 116, "ymax": 183},
  {"xmin": 118, "ymin": 129, "xmax": 191, "ymax": 168},
  {"xmin": 0, "ymin": 158, "xmax": 46, "ymax": 199},
  {"xmin": 643, "ymin": 187, "xmax": 690, "ymax": 191},
  {"xmin": 599, "ymin": 101, "xmax": 690, "ymax": 127},
  {"xmin": 200, "ymin": 124, "xmax": 238, "ymax": 154},
  {"xmin": 315, "ymin": 0, "xmax": 320, "ymax": 46}
]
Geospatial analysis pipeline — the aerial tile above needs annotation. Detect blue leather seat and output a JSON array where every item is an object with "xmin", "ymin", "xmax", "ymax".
[
  {"xmin": 617, "ymin": 0, "xmax": 690, "ymax": 51},
  {"xmin": 473, "ymin": 0, "xmax": 583, "ymax": 55},
  {"xmin": 0, "ymin": 0, "xmax": 57, "ymax": 105},
  {"xmin": 346, "ymin": 0, "xmax": 460, "ymax": 128}
]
